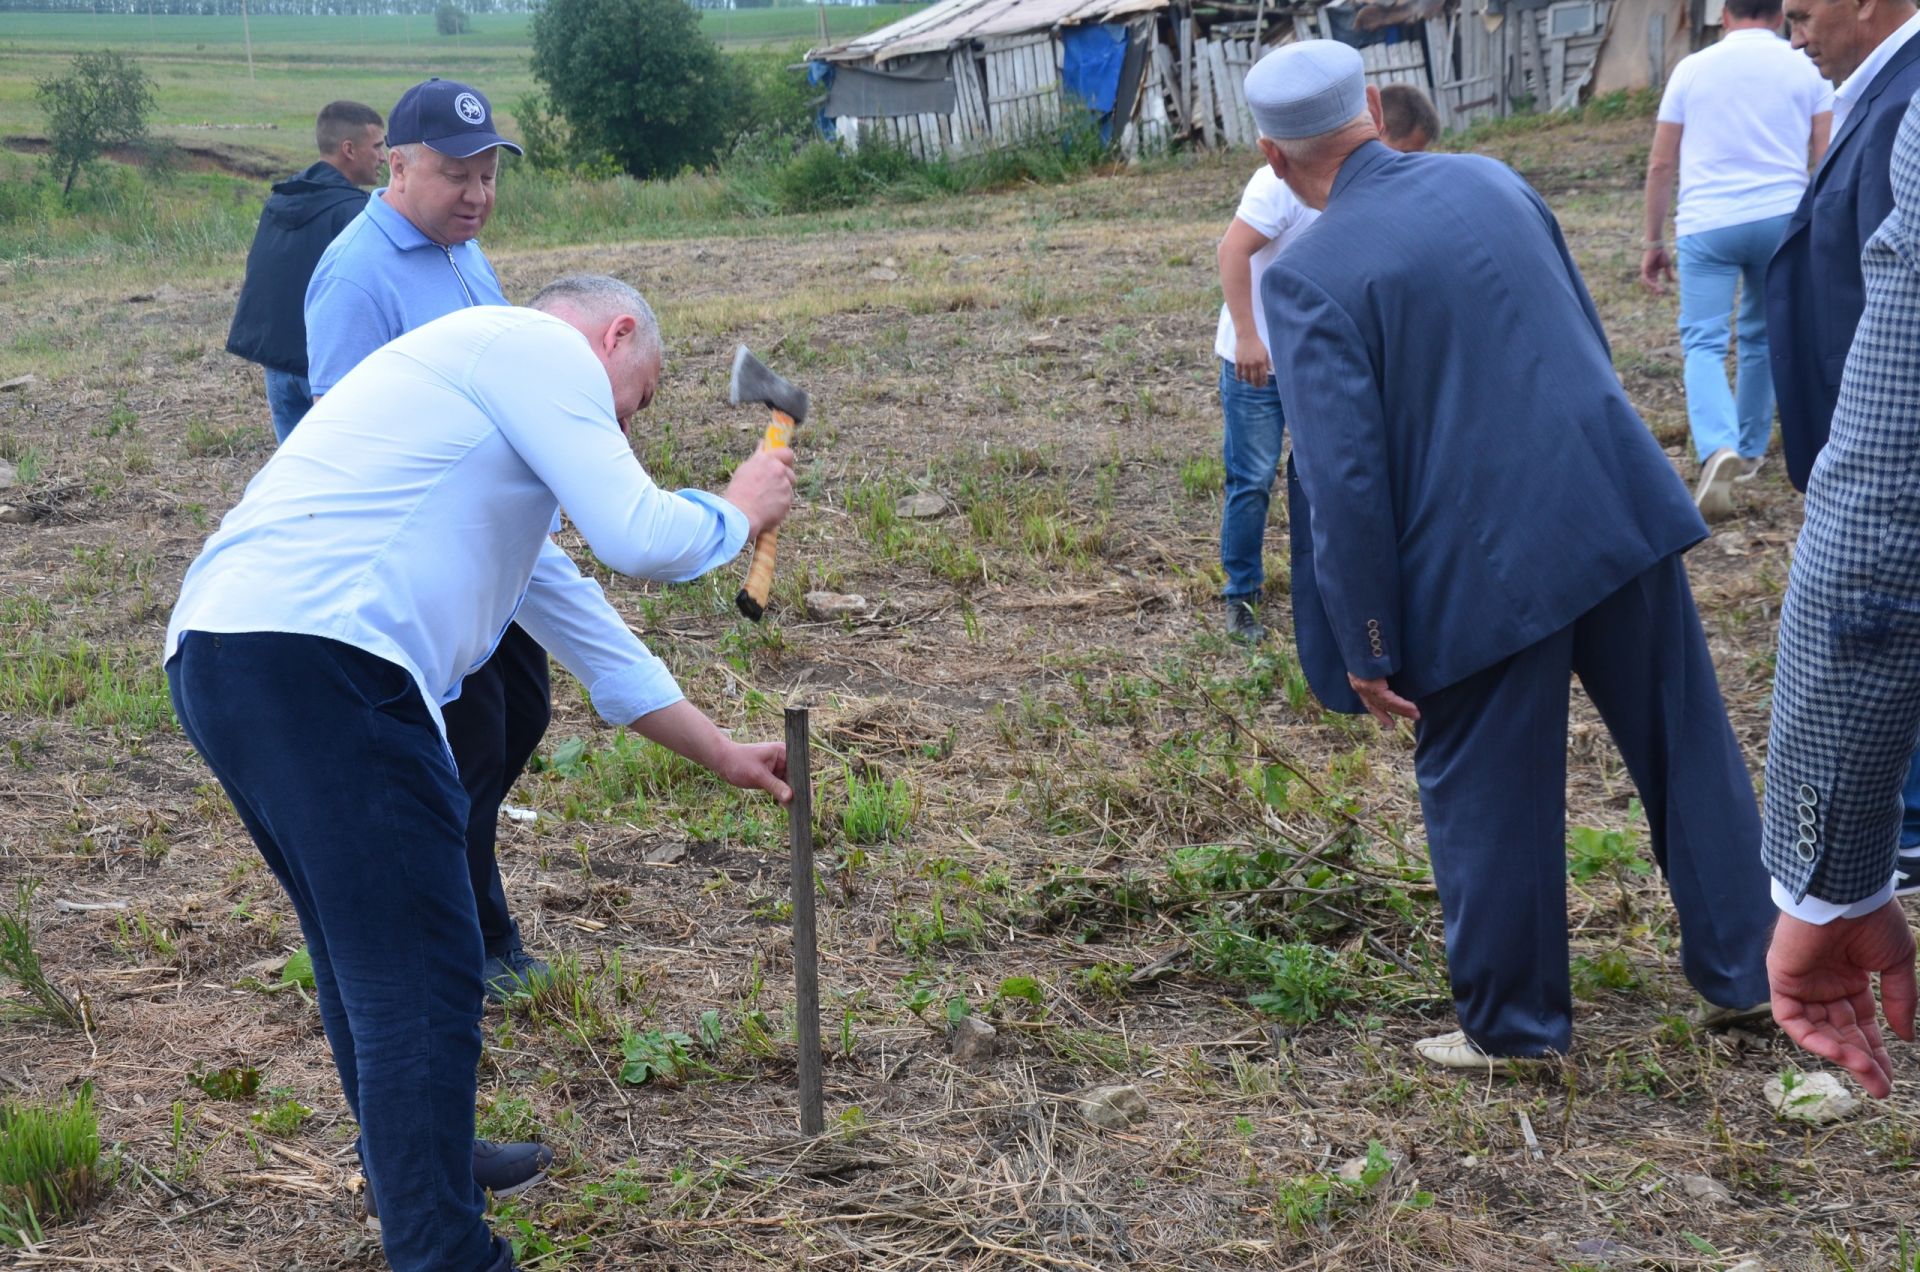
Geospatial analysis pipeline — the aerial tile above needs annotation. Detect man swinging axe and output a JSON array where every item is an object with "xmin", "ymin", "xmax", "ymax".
[
  {"xmin": 165, "ymin": 275, "xmax": 795, "ymax": 1272},
  {"xmin": 731, "ymin": 344, "xmax": 810, "ymax": 622}
]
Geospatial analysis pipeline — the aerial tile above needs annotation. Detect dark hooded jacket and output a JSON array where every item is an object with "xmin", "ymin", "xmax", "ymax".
[{"xmin": 225, "ymin": 161, "xmax": 369, "ymax": 376}]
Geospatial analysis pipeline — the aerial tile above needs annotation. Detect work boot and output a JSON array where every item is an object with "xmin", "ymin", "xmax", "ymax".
[
  {"xmin": 1226, "ymin": 597, "xmax": 1266, "ymax": 644},
  {"xmin": 363, "ymin": 1139, "xmax": 554, "ymax": 1226},
  {"xmin": 482, "ymin": 946, "xmax": 551, "ymax": 1005}
]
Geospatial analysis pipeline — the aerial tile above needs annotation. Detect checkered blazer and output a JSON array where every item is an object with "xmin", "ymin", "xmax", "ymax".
[{"xmin": 1764, "ymin": 94, "xmax": 1920, "ymax": 903}]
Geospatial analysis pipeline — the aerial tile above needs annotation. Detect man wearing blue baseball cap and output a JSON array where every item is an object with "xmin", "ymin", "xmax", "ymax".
[
  {"xmin": 305, "ymin": 78, "xmax": 523, "ymax": 397},
  {"xmin": 297, "ymin": 79, "xmax": 601, "ymax": 1215}
]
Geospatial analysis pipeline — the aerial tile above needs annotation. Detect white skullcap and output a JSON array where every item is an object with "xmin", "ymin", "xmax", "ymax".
[{"xmin": 1245, "ymin": 40, "xmax": 1367, "ymax": 141}]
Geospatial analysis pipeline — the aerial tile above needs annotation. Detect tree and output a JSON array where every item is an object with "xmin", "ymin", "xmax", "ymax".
[
  {"xmin": 435, "ymin": 2, "xmax": 470, "ymax": 35},
  {"xmin": 529, "ymin": 0, "xmax": 746, "ymax": 180},
  {"xmin": 35, "ymin": 50, "xmax": 156, "ymax": 198}
]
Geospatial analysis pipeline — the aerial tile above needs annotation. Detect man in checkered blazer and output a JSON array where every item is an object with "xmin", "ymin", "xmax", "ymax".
[{"xmin": 1763, "ymin": 97, "xmax": 1920, "ymax": 1099}]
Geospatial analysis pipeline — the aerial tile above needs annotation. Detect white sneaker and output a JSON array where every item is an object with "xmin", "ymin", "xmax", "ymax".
[
  {"xmin": 1734, "ymin": 454, "xmax": 1767, "ymax": 482},
  {"xmin": 1413, "ymin": 1029, "xmax": 1530, "ymax": 1074},
  {"xmin": 1694, "ymin": 448, "xmax": 1739, "ymax": 521}
]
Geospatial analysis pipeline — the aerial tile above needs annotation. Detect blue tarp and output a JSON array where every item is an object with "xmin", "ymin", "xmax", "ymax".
[
  {"xmin": 1061, "ymin": 23, "xmax": 1130, "ymax": 143},
  {"xmin": 809, "ymin": 60, "xmax": 837, "ymax": 141},
  {"xmin": 1061, "ymin": 23, "xmax": 1129, "ymax": 115}
]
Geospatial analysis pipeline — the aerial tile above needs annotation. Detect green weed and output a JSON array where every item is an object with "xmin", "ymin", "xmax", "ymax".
[
  {"xmin": 841, "ymin": 764, "xmax": 914, "ymax": 844},
  {"xmin": 619, "ymin": 1028, "xmax": 695, "ymax": 1086},
  {"xmin": 0, "ymin": 1084, "xmax": 105, "ymax": 1247},
  {"xmin": 248, "ymin": 1090, "xmax": 313, "ymax": 1137},
  {"xmin": 0, "ymin": 883, "xmax": 84, "ymax": 1029},
  {"xmin": 1180, "ymin": 453, "xmax": 1224, "ymax": 499},
  {"xmin": 188, "ymin": 1065, "xmax": 261, "ymax": 1102}
]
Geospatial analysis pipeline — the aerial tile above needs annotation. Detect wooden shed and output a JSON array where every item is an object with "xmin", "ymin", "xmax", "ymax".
[{"xmin": 806, "ymin": 0, "xmax": 1714, "ymax": 159}]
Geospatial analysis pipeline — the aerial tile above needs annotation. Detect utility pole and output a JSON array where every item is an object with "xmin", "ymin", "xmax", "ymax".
[{"xmin": 241, "ymin": 0, "xmax": 255, "ymax": 83}]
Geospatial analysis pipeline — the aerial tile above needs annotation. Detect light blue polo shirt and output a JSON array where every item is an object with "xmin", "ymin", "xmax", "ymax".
[
  {"xmin": 304, "ymin": 189, "xmax": 509, "ymax": 397},
  {"xmin": 167, "ymin": 307, "xmax": 749, "ymax": 737}
]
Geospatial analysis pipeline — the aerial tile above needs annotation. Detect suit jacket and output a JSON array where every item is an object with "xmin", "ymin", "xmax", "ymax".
[
  {"xmin": 1763, "ymin": 98, "xmax": 1920, "ymax": 905},
  {"xmin": 1765, "ymin": 34, "xmax": 1920, "ymax": 491},
  {"xmin": 1261, "ymin": 142, "xmax": 1705, "ymax": 712}
]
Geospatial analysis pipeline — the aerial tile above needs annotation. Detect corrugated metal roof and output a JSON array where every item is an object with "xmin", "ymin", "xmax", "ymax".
[{"xmin": 813, "ymin": 0, "xmax": 1168, "ymax": 63}]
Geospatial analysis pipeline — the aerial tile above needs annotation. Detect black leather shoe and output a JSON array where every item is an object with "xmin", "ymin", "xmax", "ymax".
[{"xmin": 1226, "ymin": 597, "xmax": 1266, "ymax": 644}]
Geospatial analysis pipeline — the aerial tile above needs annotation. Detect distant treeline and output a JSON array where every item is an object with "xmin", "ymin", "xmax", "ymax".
[{"xmin": 0, "ymin": 0, "xmax": 897, "ymax": 11}]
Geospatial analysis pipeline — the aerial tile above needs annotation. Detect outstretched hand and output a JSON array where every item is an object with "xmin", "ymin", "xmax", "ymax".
[
  {"xmin": 1768, "ymin": 902, "xmax": 1918, "ymax": 1098},
  {"xmin": 713, "ymin": 739, "xmax": 790, "ymax": 805}
]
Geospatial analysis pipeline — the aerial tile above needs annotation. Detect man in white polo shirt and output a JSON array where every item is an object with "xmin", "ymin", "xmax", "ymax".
[
  {"xmin": 165, "ymin": 275, "xmax": 794, "ymax": 1272},
  {"xmin": 1640, "ymin": 0, "xmax": 1832, "ymax": 518}
]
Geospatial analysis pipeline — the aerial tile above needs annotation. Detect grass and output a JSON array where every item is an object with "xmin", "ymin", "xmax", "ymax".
[
  {"xmin": 0, "ymin": 1084, "xmax": 105, "ymax": 1247},
  {"xmin": 0, "ymin": 885, "xmax": 84, "ymax": 1030},
  {"xmin": 0, "ymin": 8, "xmax": 927, "ymax": 164}
]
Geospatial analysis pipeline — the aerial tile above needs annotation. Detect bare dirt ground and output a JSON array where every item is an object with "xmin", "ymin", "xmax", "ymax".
[{"xmin": 2, "ymin": 113, "xmax": 1913, "ymax": 1272}]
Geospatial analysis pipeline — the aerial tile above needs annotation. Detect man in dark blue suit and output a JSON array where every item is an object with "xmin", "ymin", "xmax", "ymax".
[
  {"xmin": 1769, "ymin": 0, "xmax": 1920, "ymax": 894},
  {"xmin": 1769, "ymin": 0, "xmax": 1920, "ymax": 492},
  {"xmin": 1247, "ymin": 42, "xmax": 1777, "ymax": 1067}
]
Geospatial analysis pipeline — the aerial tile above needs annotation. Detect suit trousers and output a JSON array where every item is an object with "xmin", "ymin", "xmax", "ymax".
[
  {"xmin": 440, "ymin": 623, "xmax": 551, "ymax": 960},
  {"xmin": 1411, "ymin": 553, "xmax": 1774, "ymax": 1056},
  {"xmin": 168, "ymin": 632, "xmax": 513, "ymax": 1272}
]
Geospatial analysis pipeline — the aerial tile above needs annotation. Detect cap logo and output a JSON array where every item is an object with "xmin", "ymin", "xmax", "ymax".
[{"xmin": 454, "ymin": 92, "xmax": 485, "ymax": 125}]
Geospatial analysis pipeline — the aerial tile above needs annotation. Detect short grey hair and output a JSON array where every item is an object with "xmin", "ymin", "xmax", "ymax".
[
  {"xmin": 389, "ymin": 141, "xmax": 429, "ymax": 168},
  {"xmin": 1267, "ymin": 110, "xmax": 1373, "ymax": 164},
  {"xmin": 528, "ymin": 274, "xmax": 660, "ymax": 351}
]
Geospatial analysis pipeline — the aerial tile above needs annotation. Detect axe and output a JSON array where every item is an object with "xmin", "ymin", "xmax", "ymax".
[{"xmin": 729, "ymin": 345, "xmax": 810, "ymax": 622}]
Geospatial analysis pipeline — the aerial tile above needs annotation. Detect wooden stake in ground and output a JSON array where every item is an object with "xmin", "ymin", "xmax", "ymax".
[{"xmin": 786, "ymin": 705, "xmax": 825, "ymax": 1137}]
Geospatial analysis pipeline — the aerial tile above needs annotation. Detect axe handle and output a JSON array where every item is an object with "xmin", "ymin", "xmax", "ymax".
[{"xmin": 736, "ymin": 409, "xmax": 796, "ymax": 622}]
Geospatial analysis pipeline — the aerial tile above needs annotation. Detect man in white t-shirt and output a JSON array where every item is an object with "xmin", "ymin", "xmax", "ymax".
[
  {"xmin": 1640, "ymin": 0, "xmax": 1832, "ymax": 519},
  {"xmin": 1213, "ymin": 83, "xmax": 1436, "ymax": 642}
]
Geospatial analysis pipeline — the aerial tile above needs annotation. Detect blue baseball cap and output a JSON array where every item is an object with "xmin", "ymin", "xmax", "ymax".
[{"xmin": 387, "ymin": 78, "xmax": 523, "ymax": 158}]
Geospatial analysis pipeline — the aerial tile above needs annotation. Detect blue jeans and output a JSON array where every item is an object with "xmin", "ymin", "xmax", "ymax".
[
  {"xmin": 168, "ymin": 632, "xmax": 513, "ymax": 1272},
  {"xmin": 1218, "ymin": 358, "xmax": 1286, "ymax": 599},
  {"xmin": 264, "ymin": 368, "xmax": 313, "ymax": 444},
  {"xmin": 1676, "ymin": 214, "xmax": 1790, "ymax": 462}
]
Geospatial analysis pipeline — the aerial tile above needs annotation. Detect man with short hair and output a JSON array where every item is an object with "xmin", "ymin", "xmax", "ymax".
[
  {"xmin": 1640, "ymin": 0, "xmax": 1831, "ymax": 519},
  {"xmin": 1212, "ymin": 81, "xmax": 1433, "ymax": 644},
  {"xmin": 225, "ymin": 100, "xmax": 385, "ymax": 442},
  {"xmin": 1247, "ymin": 42, "xmax": 1775, "ymax": 1069},
  {"xmin": 1378, "ymin": 83, "xmax": 1440, "ymax": 153},
  {"xmin": 1770, "ymin": 0, "xmax": 1920, "ymax": 893},
  {"xmin": 304, "ymin": 80, "xmax": 573, "ymax": 1024},
  {"xmin": 306, "ymin": 78, "xmax": 515, "ymax": 398},
  {"xmin": 168, "ymin": 275, "xmax": 798, "ymax": 1272}
]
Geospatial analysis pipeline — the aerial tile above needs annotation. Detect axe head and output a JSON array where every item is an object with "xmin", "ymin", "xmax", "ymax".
[{"xmin": 729, "ymin": 345, "xmax": 809, "ymax": 425}]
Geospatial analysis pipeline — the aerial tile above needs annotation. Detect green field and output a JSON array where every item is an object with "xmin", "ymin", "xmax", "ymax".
[{"xmin": 0, "ymin": 6, "xmax": 924, "ymax": 165}]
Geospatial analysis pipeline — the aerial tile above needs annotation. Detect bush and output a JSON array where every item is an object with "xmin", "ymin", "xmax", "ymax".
[
  {"xmin": 35, "ymin": 48, "xmax": 156, "ymax": 198},
  {"xmin": 435, "ymin": 1, "xmax": 470, "ymax": 35},
  {"xmin": 531, "ymin": 0, "xmax": 749, "ymax": 179}
]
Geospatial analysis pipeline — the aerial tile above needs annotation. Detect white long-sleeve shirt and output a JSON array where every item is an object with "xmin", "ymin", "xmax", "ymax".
[{"xmin": 166, "ymin": 306, "xmax": 747, "ymax": 737}]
